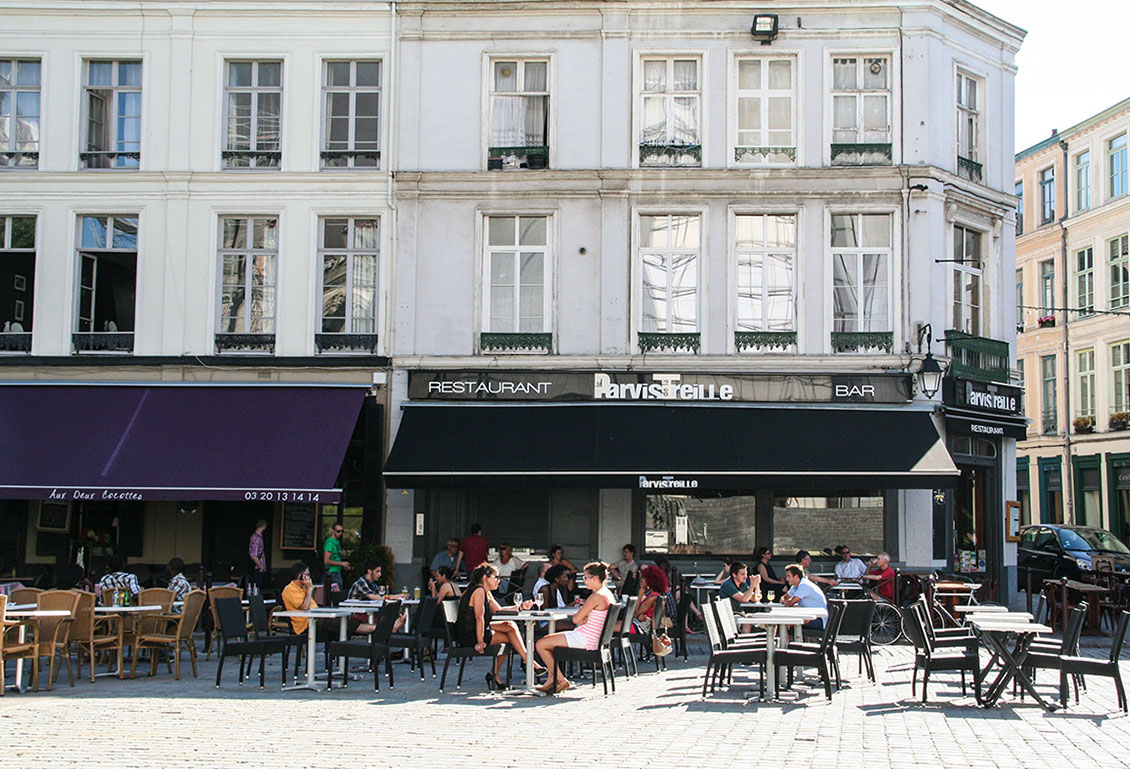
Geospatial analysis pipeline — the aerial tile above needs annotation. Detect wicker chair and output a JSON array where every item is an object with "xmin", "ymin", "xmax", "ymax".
[
  {"xmin": 1, "ymin": 594, "xmax": 39, "ymax": 695},
  {"xmin": 205, "ymin": 585, "xmax": 243, "ymax": 659},
  {"xmin": 130, "ymin": 589, "xmax": 207, "ymax": 680},
  {"xmin": 9, "ymin": 587, "xmax": 43, "ymax": 606},
  {"xmin": 31, "ymin": 590, "xmax": 80, "ymax": 690},
  {"xmin": 140, "ymin": 588, "xmax": 175, "ymax": 612},
  {"xmin": 69, "ymin": 590, "xmax": 124, "ymax": 681}
]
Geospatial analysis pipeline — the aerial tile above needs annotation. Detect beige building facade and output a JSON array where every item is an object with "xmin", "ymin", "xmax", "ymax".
[{"xmin": 1015, "ymin": 97, "xmax": 1130, "ymax": 541}]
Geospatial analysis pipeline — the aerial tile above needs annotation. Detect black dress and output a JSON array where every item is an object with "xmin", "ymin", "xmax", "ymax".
[{"xmin": 454, "ymin": 585, "xmax": 493, "ymax": 646}]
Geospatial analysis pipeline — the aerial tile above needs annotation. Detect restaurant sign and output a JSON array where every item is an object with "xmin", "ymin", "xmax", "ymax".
[
  {"xmin": 409, "ymin": 371, "xmax": 912, "ymax": 404},
  {"xmin": 0, "ymin": 486, "xmax": 342, "ymax": 503},
  {"xmin": 946, "ymin": 378, "xmax": 1023, "ymax": 416}
]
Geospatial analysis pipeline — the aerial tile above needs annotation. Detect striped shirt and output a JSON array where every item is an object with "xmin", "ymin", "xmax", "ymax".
[
  {"xmin": 97, "ymin": 572, "xmax": 140, "ymax": 602},
  {"xmin": 576, "ymin": 587, "xmax": 615, "ymax": 650}
]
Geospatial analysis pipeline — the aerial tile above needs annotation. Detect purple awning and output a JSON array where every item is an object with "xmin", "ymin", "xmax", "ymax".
[{"xmin": 0, "ymin": 383, "xmax": 367, "ymax": 502}]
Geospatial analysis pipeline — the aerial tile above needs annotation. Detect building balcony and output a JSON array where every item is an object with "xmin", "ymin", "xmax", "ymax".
[
  {"xmin": 488, "ymin": 145, "xmax": 548, "ymax": 170},
  {"xmin": 734, "ymin": 146, "xmax": 795, "ymax": 164},
  {"xmin": 479, "ymin": 332, "xmax": 552, "ymax": 353},
  {"xmin": 638, "ymin": 332, "xmax": 700, "ymax": 353},
  {"xmin": 735, "ymin": 330, "xmax": 796, "ymax": 352},
  {"xmin": 315, "ymin": 333, "xmax": 378, "ymax": 354},
  {"xmin": 830, "ymin": 331, "xmax": 892, "ymax": 353},
  {"xmin": 1, "ymin": 151, "xmax": 38, "ymax": 168},
  {"xmin": 79, "ymin": 151, "xmax": 140, "ymax": 169},
  {"xmin": 72, "ymin": 332, "xmax": 133, "ymax": 353},
  {"xmin": 0, "ymin": 333, "xmax": 31, "ymax": 353},
  {"xmin": 957, "ymin": 156, "xmax": 983, "ymax": 183},
  {"xmin": 944, "ymin": 330, "xmax": 1010, "ymax": 383},
  {"xmin": 639, "ymin": 143, "xmax": 701, "ymax": 167},
  {"xmin": 215, "ymin": 333, "xmax": 275, "ymax": 354},
  {"xmin": 830, "ymin": 143, "xmax": 891, "ymax": 166},
  {"xmin": 320, "ymin": 150, "xmax": 381, "ymax": 169}
]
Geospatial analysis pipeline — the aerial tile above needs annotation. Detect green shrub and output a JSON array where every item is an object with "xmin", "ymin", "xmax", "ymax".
[{"xmin": 345, "ymin": 542, "xmax": 396, "ymax": 588}]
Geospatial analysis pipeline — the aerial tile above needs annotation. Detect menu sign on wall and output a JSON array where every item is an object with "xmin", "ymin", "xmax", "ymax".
[
  {"xmin": 280, "ymin": 502, "xmax": 318, "ymax": 551},
  {"xmin": 409, "ymin": 371, "xmax": 913, "ymax": 404}
]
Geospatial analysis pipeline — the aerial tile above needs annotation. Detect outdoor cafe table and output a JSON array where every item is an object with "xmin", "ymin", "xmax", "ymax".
[
  {"xmin": 505, "ymin": 606, "xmax": 578, "ymax": 694},
  {"xmin": 93, "ymin": 604, "xmax": 165, "ymax": 677},
  {"xmin": 339, "ymin": 598, "xmax": 421, "ymax": 660},
  {"xmin": 274, "ymin": 606, "xmax": 357, "ymax": 692},
  {"xmin": 968, "ymin": 615, "xmax": 1057, "ymax": 712},
  {"xmin": 738, "ymin": 607, "xmax": 827, "ymax": 701},
  {"xmin": 689, "ymin": 580, "xmax": 720, "ymax": 607},
  {"xmin": 1045, "ymin": 579, "xmax": 1109, "ymax": 635},
  {"xmin": 5, "ymin": 608, "xmax": 71, "ymax": 693}
]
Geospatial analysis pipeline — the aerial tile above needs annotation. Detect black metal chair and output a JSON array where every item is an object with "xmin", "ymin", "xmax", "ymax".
[
  {"xmin": 1057, "ymin": 610, "xmax": 1130, "ymax": 712},
  {"xmin": 903, "ymin": 603, "xmax": 980, "ymax": 704},
  {"xmin": 246, "ymin": 594, "xmax": 300, "ymax": 681},
  {"xmin": 1021, "ymin": 602, "xmax": 1088, "ymax": 700},
  {"xmin": 610, "ymin": 596, "xmax": 639, "ymax": 677},
  {"xmin": 552, "ymin": 603, "xmax": 622, "ymax": 695},
  {"xmin": 437, "ymin": 599, "xmax": 509, "ymax": 691},
  {"xmin": 774, "ymin": 601, "xmax": 845, "ymax": 700},
  {"xmin": 700, "ymin": 601, "xmax": 765, "ymax": 697},
  {"xmin": 670, "ymin": 589, "xmax": 693, "ymax": 660},
  {"xmin": 326, "ymin": 601, "xmax": 401, "ymax": 692},
  {"xmin": 388, "ymin": 596, "xmax": 438, "ymax": 680},
  {"xmin": 214, "ymin": 596, "xmax": 283, "ymax": 689},
  {"xmin": 833, "ymin": 598, "xmax": 876, "ymax": 684}
]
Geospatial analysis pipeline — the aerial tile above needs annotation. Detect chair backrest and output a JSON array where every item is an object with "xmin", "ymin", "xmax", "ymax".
[
  {"xmin": 248, "ymin": 595, "xmax": 270, "ymax": 635},
  {"xmin": 1061, "ymin": 601, "xmax": 1088, "ymax": 655},
  {"xmin": 1109, "ymin": 611, "xmax": 1130, "ymax": 663},
  {"xmin": 835, "ymin": 599, "xmax": 875, "ymax": 642},
  {"xmin": 35, "ymin": 590, "xmax": 80, "ymax": 651},
  {"xmin": 520, "ymin": 563, "xmax": 543, "ymax": 597},
  {"xmin": 652, "ymin": 589, "xmax": 667, "ymax": 630},
  {"xmin": 597, "ymin": 603, "xmax": 622, "ymax": 649},
  {"xmin": 901, "ymin": 605, "xmax": 928, "ymax": 651},
  {"xmin": 441, "ymin": 597, "xmax": 459, "ymax": 624},
  {"xmin": 214, "ymin": 596, "xmax": 248, "ymax": 642},
  {"xmin": 412, "ymin": 596, "xmax": 438, "ymax": 638},
  {"xmin": 702, "ymin": 601, "xmax": 724, "ymax": 651},
  {"xmin": 372, "ymin": 600, "xmax": 402, "ymax": 644},
  {"xmin": 140, "ymin": 588, "xmax": 174, "ymax": 612},
  {"xmin": 68, "ymin": 590, "xmax": 97, "ymax": 643},
  {"xmin": 177, "ymin": 590, "xmax": 208, "ymax": 641},
  {"xmin": 10, "ymin": 587, "xmax": 42, "ymax": 605},
  {"xmin": 618, "ymin": 595, "xmax": 638, "ymax": 633},
  {"xmin": 675, "ymin": 589, "xmax": 693, "ymax": 626},
  {"xmin": 715, "ymin": 597, "xmax": 739, "ymax": 643},
  {"xmin": 816, "ymin": 601, "xmax": 845, "ymax": 653},
  {"xmin": 208, "ymin": 585, "xmax": 243, "ymax": 626}
]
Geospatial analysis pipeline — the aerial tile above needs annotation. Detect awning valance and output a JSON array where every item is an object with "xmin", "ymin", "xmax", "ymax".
[
  {"xmin": 0, "ymin": 383, "xmax": 367, "ymax": 502},
  {"xmin": 943, "ymin": 407, "xmax": 1029, "ymax": 440},
  {"xmin": 384, "ymin": 403, "xmax": 959, "ymax": 489}
]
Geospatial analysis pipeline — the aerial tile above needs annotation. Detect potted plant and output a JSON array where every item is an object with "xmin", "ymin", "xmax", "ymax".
[
  {"xmin": 1111, "ymin": 412, "xmax": 1130, "ymax": 431},
  {"xmin": 1074, "ymin": 416, "xmax": 1095, "ymax": 434},
  {"xmin": 1037, "ymin": 315, "xmax": 1055, "ymax": 328}
]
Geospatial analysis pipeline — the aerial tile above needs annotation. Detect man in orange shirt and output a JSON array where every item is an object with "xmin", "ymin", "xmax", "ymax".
[{"xmin": 281, "ymin": 562, "xmax": 372, "ymax": 637}]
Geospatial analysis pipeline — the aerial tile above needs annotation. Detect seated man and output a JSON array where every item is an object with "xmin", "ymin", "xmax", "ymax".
[
  {"xmin": 860, "ymin": 552, "xmax": 897, "ymax": 603},
  {"xmin": 97, "ymin": 558, "xmax": 140, "ymax": 603},
  {"xmin": 795, "ymin": 550, "xmax": 837, "ymax": 587},
  {"xmin": 166, "ymin": 557, "xmax": 191, "ymax": 603},
  {"xmin": 282, "ymin": 561, "xmax": 374, "ymax": 637},
  {"xmin": 832, "ymin": 545, "xmax": 868, "ymax": 582},
  {"xmin": 610, "ymin": 543, "xmax": 640, "ymax": 592},
  {"xmin": 781, "ymin": 563, "xmax": 828, "ymax": 630},
  {"xmin": 430, "ymin": 538, "xmax": 460, "ymax": 581},
  {"xmin": 346, "ymin": 558, "xmax": 406, "ymax": 631}
]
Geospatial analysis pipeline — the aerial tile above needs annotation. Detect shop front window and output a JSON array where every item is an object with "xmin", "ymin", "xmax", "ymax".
[
  {"xmin": 644, "ymin": 494, "xmax": 755, "ymax": 554},
  {"xmin": 772, "ymin": 493, "xmax": 884, "ymax": 557}
]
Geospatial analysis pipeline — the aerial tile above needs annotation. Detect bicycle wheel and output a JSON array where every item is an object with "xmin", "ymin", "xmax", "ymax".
[{"xmin": 870, "ymin": 601, "xmax": 903, "ymax": 645}]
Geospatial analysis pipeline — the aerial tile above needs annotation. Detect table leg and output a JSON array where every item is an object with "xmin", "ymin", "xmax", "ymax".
[
  {"xmin": 764, "ymin": 629, "xmax": 777, "ymax": 700},
  {"xmin": 525, "ymin": 620, "xmax": 536, "ymax": 689},
  {"xmin": 12, "ymin": 624, "xmax": 26, "ymax": 692},
  {"xmin": 282, "ymin": 619, "xmax": 322, "ymax": 692}
]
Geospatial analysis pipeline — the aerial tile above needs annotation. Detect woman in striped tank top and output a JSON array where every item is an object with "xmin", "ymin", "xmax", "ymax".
[{"xmin": 535, "ymin": 561, "xmax": 615, "ymax": 694}]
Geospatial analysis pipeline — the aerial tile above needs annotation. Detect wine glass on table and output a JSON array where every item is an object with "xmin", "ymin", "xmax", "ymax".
[
  {"xmin": 535, "ymin": 593, "xmax": 545, "ymax": 611},
  {"xmin": 513, "ymin": 591, "xmax": 524, "ymax": 611}
]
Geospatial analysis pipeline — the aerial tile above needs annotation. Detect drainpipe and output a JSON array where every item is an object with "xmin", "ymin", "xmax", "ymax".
[{"xmin": 1058, "ymin": 139, "xmax": 1074, "ymax": 523}]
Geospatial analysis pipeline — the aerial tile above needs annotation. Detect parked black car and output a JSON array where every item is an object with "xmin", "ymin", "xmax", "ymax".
[{"xmin": 1017, "ymin": 524, "xmax": 1130, "ymax": 591}]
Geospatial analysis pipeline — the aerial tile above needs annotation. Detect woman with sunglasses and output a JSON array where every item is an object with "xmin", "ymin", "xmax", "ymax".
[
  {"xmin": 534, "ymin": 561, "xmax": 615, "ymax": 694},
  {"xmin": 453, "ymin": 562, "xmax": 538, "ymax": 689}
]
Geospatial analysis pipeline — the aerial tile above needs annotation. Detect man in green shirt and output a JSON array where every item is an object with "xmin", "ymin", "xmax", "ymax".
[{"xmin": 323, "ymin": 523, "xmax": 350, "ymax": 592}]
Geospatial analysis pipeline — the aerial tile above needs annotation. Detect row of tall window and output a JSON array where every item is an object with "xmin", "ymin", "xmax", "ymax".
[
  {"xmin": 1017, "ymin": 235, "xmax": 1130, "ymax": 321},
  {"xmin": 1017, "ymin": 131, "xmax": 1130, "ymax": 233},
  {"xmin": 0, "ymin": 211, "xmax": 986, "ymax": 355},
  {"xmin": 0, "ymin": 54, "xmax": 984, "ymax": 173},
  {"xmin": 1032, "ymin": 344, "xmax": 1130, "ymax": 435}
]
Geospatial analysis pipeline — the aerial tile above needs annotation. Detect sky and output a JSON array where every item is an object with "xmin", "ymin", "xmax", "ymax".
[{"xmin": 971, "ymin": 0, "xmax": 1130, "ymax": 152}]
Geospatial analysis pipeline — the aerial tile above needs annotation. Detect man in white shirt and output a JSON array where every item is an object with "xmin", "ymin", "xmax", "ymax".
[
  {"xmin": 833, "ymin": 545, "xmax": 868, "ymax": 581},
  {"xmin": 781, "ymin": 563, "xmax": 828, "ymax": 630},
  {"xmin": 610, "ymin": 544, "xmax": 640, "ymax": 591}
]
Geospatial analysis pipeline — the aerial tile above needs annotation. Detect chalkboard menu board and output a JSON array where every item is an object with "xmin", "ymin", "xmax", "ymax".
[
  {"xmin": 281, "ymin": 502, "xmax": 318, "ymax": 550},
  {"xmin": 37, "ymin": 502, "xmax": 70, "ymax": 531}
]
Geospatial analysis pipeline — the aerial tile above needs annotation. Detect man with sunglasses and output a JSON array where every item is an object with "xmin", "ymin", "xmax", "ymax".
[
  {"xmin": 833, "ymin": 545, "xmax": 867, "ymax": 581},
  {"xmin": 323, "ymin": 523, "xmax": 350, "ymax": 592}
]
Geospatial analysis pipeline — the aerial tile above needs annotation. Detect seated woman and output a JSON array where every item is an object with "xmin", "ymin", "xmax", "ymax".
[
  {"xmin": 453, "ymin": 563, "xmax": 538, "ymax": 689},
  {"xmin": 547, "ymin": 545, "xmax": 578, "ymax": 603},
  {"xmin": 754, "ymin": 546, "xmax": 786, "ymax": 599},
  {"xmin": 535, "ymin": 562, "xmax": 616, "ymax": 694},
  {"xmin": 430, "ymin": 565, "xmax": 462, "ymax": 602},
  {"xmin": 633, "ymin": 564, "xmax": 669, "ymax": 634}
]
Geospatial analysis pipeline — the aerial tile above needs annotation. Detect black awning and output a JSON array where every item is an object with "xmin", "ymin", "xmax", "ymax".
[
  {"xmin": 943, "ymin": 407, "xmax": 1029, "ymax": 440},
  {"xmin": 0, "ymin": 384, "xmax": 367, "ymax": 502},
  {"xmin": 384, "ymin": 403, "xmax": 958, "ymax": 489}
]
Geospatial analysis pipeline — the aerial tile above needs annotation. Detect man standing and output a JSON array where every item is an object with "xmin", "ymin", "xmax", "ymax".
[
  {"xmin": 248, "ymin": 519, "xmax": 268, "ymax": 594},
  {"xmin": 430, "ymin": 538, "xmax": 460, "ymax": 581},
  {"xmin": 456, "ymin": 524, "xmax": 490, "ymax": 574},
  {"xmin": 781, "ymin": 563, "xmax": 828, "ymax": 630},
  {"xmin": 833, "ymin": 545, "xmax": 867, "ymax": 581},
  {"xmin": 323, "ymin": 523, "xmax": 350, "ymax": 592}
]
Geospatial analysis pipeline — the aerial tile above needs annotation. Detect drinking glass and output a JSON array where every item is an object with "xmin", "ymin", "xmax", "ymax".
[
  {"xmin": 535, "ymin": 594, "xmax": 545, "ymax": 610},
  {"xmin": 514, "ymin": 592, "xmax": 524, "ymax": 610}
]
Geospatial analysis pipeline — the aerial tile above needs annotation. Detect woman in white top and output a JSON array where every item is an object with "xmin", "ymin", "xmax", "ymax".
[{"xmin": 534, "ymin": 561, "xmax": 614, "ymax": 694}]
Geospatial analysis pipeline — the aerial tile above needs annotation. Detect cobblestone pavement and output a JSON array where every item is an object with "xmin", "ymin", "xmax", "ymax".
[{"xmin": 3, "ymin": 638, "xmax": 1129, "ymax": 769}]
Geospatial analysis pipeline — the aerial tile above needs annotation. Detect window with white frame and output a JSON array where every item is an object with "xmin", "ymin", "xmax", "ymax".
[
  {"xmin": 0, "ymin": 59, "xmax": 39, "ymax": 168},
  {"xmin": 640, "ymin": 57, "xmax": 700, "ymax": 167},
  {"xmin": 1110, "ymin": 234, "xmax": 1129, "ymax": 310},
  {"xmin": 956, "ymin": 71, "xmax": 981, "ymax": 180},
  {"xmin": 1039, "ymin": 259, "xmax": 1055, "ymax": 318},
  {"xmin": 1015, "ymin": 180, "xmax": 1023, "ymax": 235},
  {"xmin": 218, "ymin": 216, "xmax": 277, "ymax": 337},
  {"xmin": 0, "ymin": 215, "xmax": 35, "ymax": 340},
  {"xmin": 1109, "ymin": 133, "xmax": 1127, "ymax": 199},
  {"xmin": 733, "ymin": 57, "xmax": 794, "ymax": 165},
  {"xmin": 1112, "ymin": 340, "xmax": 1130, "ymax": 415},
  {"xmin": 1016, "ymin": 268, "xmax": 1024, "ymax": 329},
  {"xmin": 322, "ymin": 61, "xmax": 380, "ymax": 169},
  {"xmin": 483, "ymin": 215, "xmax": 549, "ymax": 334},
  {"xmin": 318, "ymin": 217, "xmax": 379, "ymax": 341},
  {"xmin": 951, "ymin": 225, "xmax": 982, "ymax": 335},
  {"xmin": 735, "ymin": 214, "xmax": 796, "ymax": 342},
  {"xmin": 1075, "ymin": 150, "xmax": 1091, "ymax": 211},
  {"xmin": 1041, "ymin": 354, "xmax": 1057, "ymax": 435},
  {"xmin": 224, "ymin": 61, "xmax": 282, "ymax": 169},
  {"xmin": 1039, "ymin": 166, "xmax": 1055, "ymax": 224},
  {"xmin": 1075, "ymin": 246, "xmax": 1094, "ymax": 316},
  {"xmin": 831, "ymin": 213, "xmax": 891, "ymax": 335},
  {"xmin": 489, "ymin": 60, "xmax": 549, "ymax": 170},
  {"xmin": 82, "ymin": 60, "xmax": 141, "ymax": 169},
  {"xmin": 1077, "ymin": 348, "xmax": 1095, "ymax": 420},
  {"xmin": 830, "ymin": 56, "xmax": 890, "ymax": 162},
  {"xmin": 76, "ymin": 215, "xmax": 138, "ymax": 346},
  {"xmin": 639, "ymin": 214, "xmax": 700, "ymax": 335}
]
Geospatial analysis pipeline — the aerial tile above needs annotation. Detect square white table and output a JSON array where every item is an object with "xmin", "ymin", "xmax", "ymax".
[
  {"xmin": 273, "ymin": 607, "xmax": 356, "ymax": 692},
  {"xmin": 968, "ymin": 616, "xmax": 1056, "ymax": 711},
  {"xmin": 505, "ymin": 607, "xmax": 578, "ymax": 694},
  {"xmin": 5, "ymin": 608, "xmax": 72, "ymax": 692},
  {"xmin": 92, "ymin": 604, "xmax": 165, "ymax": 677},
  {"xmin": 738, "ymin": 607, "xmax": 828, "ymax": 701}
]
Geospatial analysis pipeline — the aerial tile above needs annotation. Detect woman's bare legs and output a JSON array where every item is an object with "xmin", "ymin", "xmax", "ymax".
[
  {"xmin": 489, "ymin": 620, "xmax": 529, "ymax": 678},
  {"xmin": 535, "ymin": 633, "xmax": 570, "ymax": 687}
]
